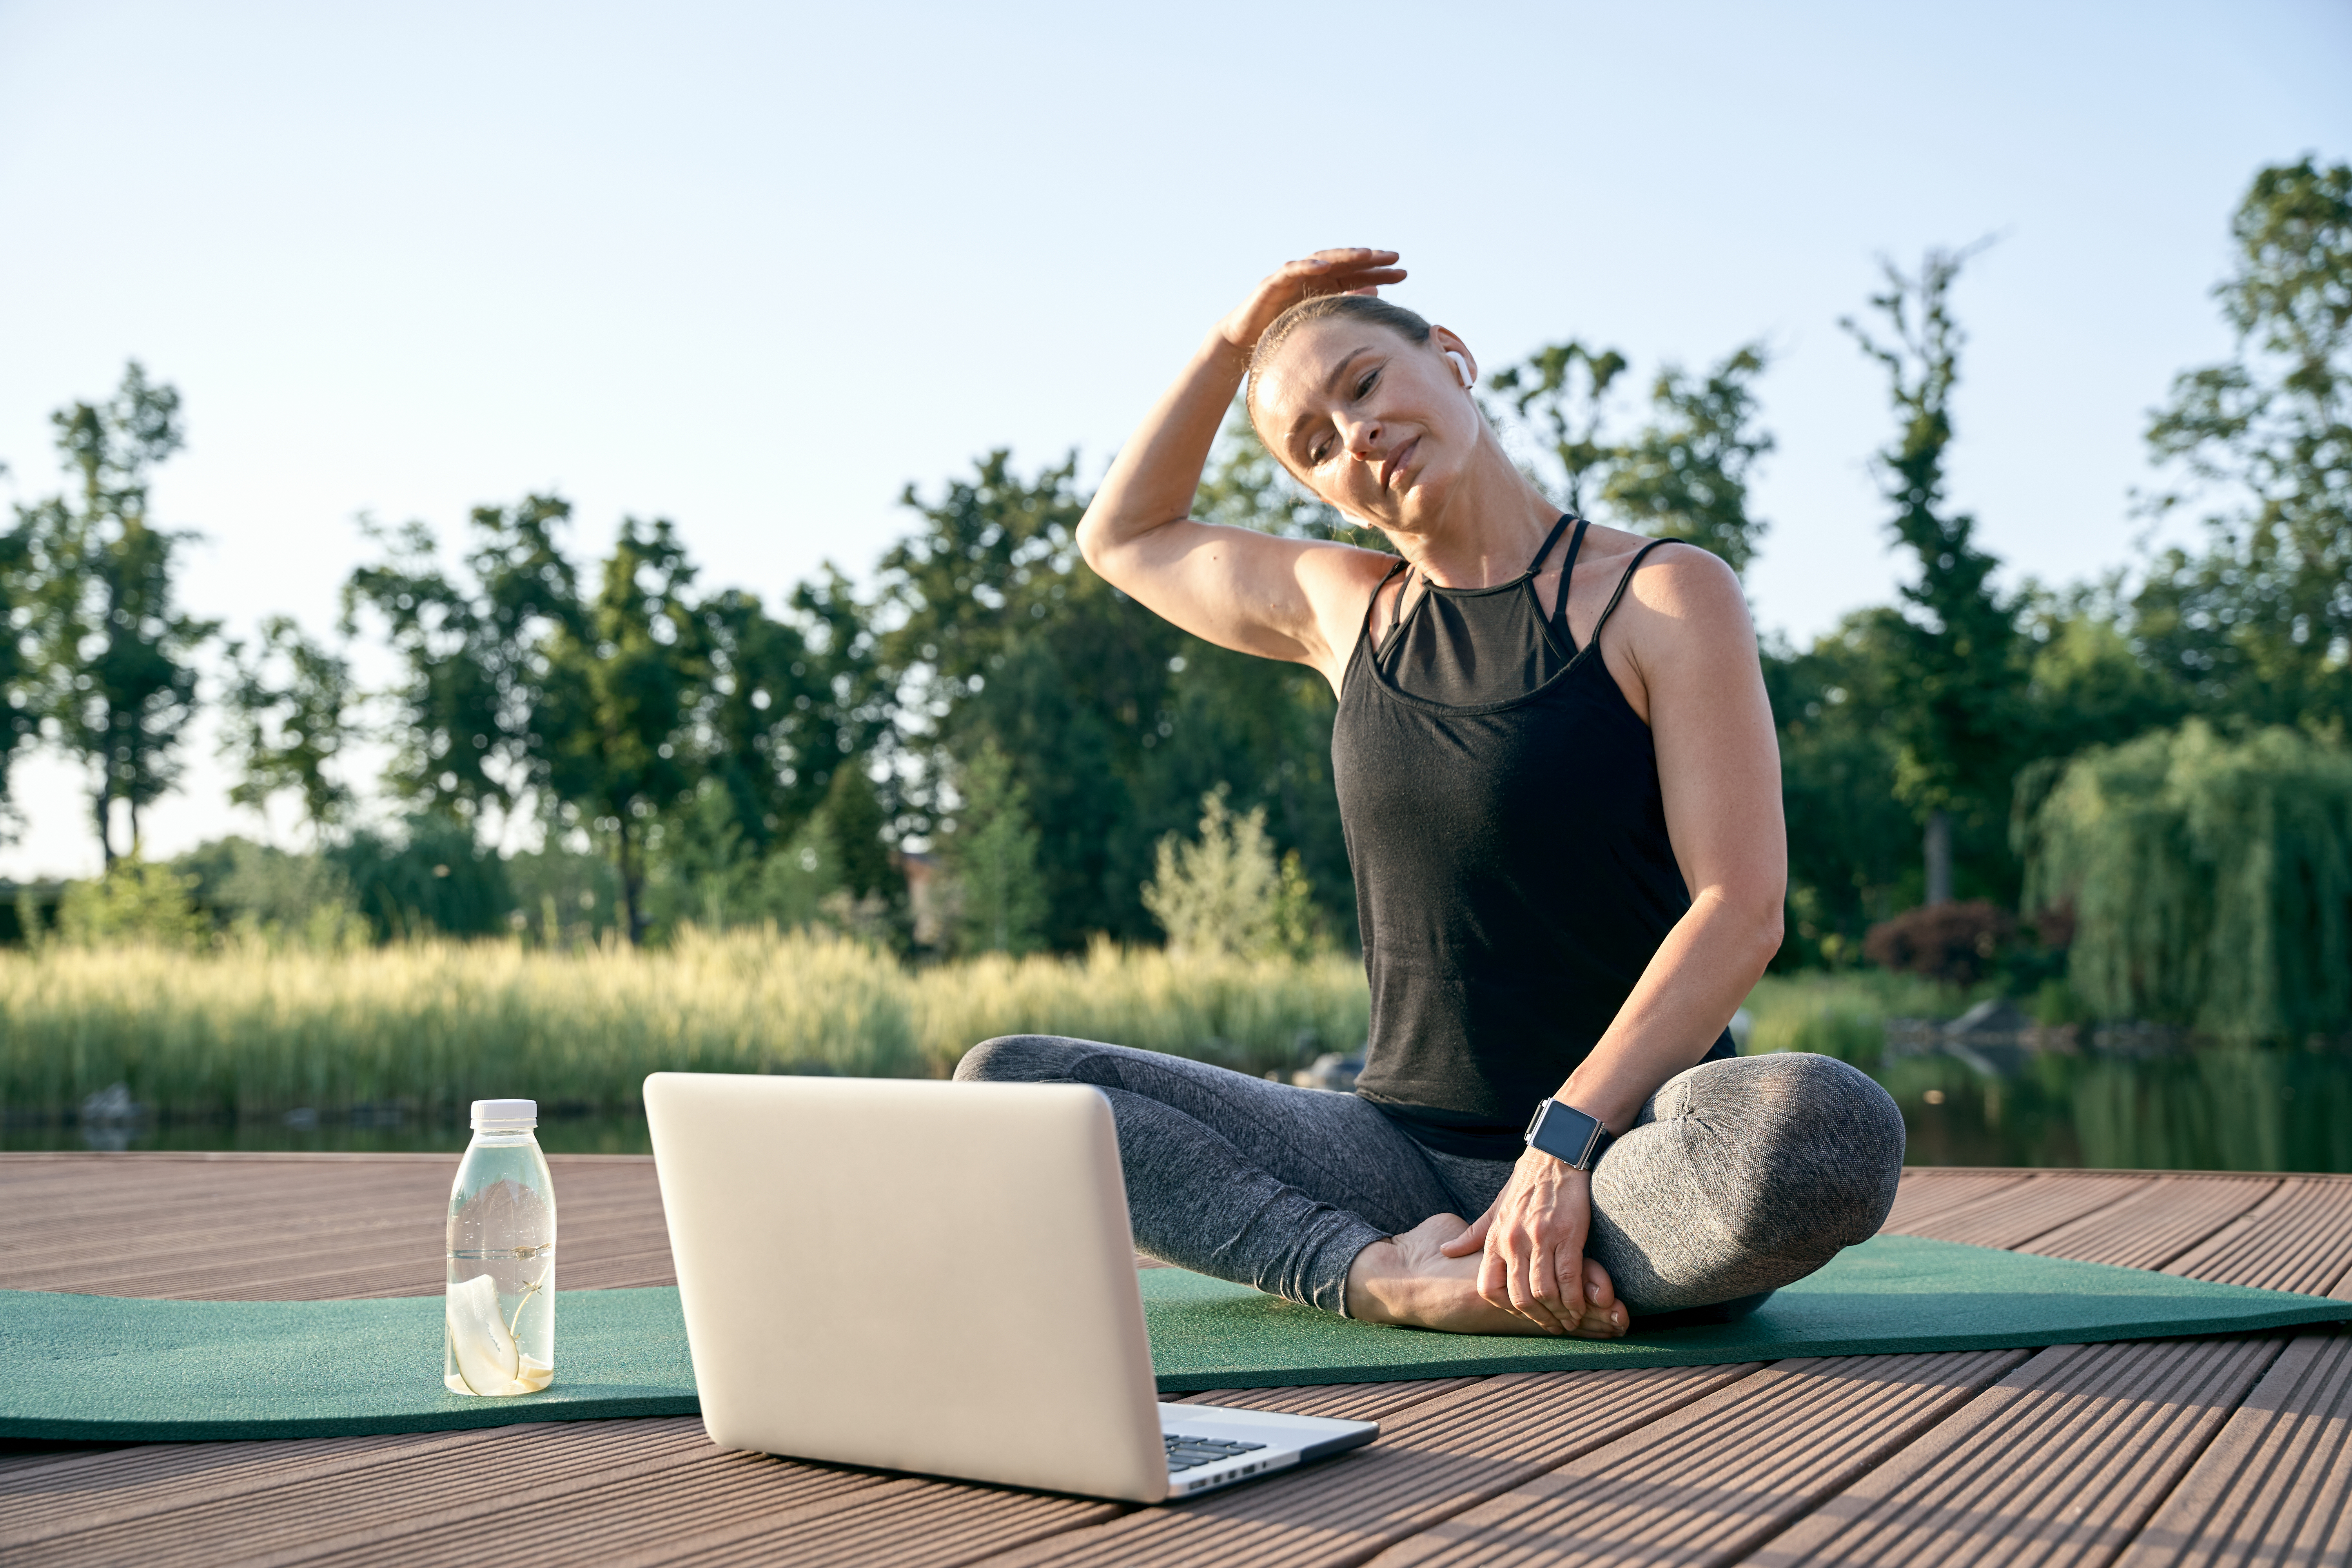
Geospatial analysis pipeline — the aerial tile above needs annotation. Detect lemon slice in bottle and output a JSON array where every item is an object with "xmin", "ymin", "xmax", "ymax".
[{"xmin": 446, "ymin": 1272, "xmax": 522, "ymax": 1395}]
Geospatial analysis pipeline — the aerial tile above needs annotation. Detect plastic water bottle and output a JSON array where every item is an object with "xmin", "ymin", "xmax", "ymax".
[{"xmin": 445, "ymin": 1098, "xmax": 557, "ymax": 1396}]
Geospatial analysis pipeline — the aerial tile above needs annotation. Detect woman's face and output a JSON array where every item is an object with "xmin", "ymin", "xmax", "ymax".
[{"xmin": 1250, "ymin": 319, "xmax": 1483, "ymax": 534}]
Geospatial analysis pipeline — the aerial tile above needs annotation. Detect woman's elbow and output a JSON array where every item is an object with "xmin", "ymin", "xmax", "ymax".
[{"xmin": 1074, "ymin": 504, "xmax": 1113, "ymax": 573}]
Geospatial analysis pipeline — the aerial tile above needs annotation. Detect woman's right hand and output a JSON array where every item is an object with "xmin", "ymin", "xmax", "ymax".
[{"xmin": 1213, "ymin": 249, "xmax": 1407, "ymax": 356}]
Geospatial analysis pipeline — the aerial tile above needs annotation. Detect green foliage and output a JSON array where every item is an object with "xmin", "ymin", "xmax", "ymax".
[
  {"xmin": 535, "ymin": 517, "xmax": 704, "ymax": 943},
  {"xmin": 1142, "ymin": 785, "xmax": 1323, "ymax": 960},
  {"xmin": 876, "ymin": 449, "xmax": 1352, "ymax": 950},
  {"xmin": 1598, "ymin": 345, "xmax": 1775, "ymax": 575},
  {"xmin": 945, "ymin": 740, "xmax": 1046, "ymax": 956},
  {"xmin": 1740, "ymin": 969, "xmax": 1975, "ymax": 1065},
  {"xmin": 332, "ymin": 816, "xmax": 515, "ymax": 942},
  {"xmin": 1490, "ymin": 342, "xmax": 1775, "ymax": 575},
  {"xmin": 1762, "ymin": 613, "xmax": 1931, "ymax": 962},
  {"xmin": 1842, "ymin": 246, "xmax": 2022, "ymax": 897},
  {"xmin": 2024, "ymin": 721, "xmax": 2352, "ymax": 1041},
  {"xmin": 13, "ymin": 363, "xmax": 218, "ymax": 862},
  {"xmin": 1490, "ymin": 341, "xmax": 1630, "ymax": 516},
  {"xmin": 221, "ymin": 616, "xmax": 359, "ymax": 841},
  {"xmin": 0, "ymin": 508, "xmax": 37, "ymax": 830},
  {"xmin": 172, "ymin": 836, "xmax": 367, "ymax": 949},
  {"xmin": 54, "ymin": 859, "xmax": 210, "ymax": 949},
  {"xmin": 347, "ymin": 501, "xmax": 867, "ymax": 943},
  {"xmin": 2131, "ymin": 158, "xmax": 2352, "ymax": 731}
]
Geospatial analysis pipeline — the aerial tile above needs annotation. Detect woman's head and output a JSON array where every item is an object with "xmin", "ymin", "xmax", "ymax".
[{"xmin": 1244, "ymin": 293, "xmax": 1487, "ymax": 531}]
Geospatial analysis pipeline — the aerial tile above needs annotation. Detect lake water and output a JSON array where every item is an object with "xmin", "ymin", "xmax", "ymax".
[{"xmin": 11, "ymin": 1047, "xmax": 2351, "ymax": 1171}]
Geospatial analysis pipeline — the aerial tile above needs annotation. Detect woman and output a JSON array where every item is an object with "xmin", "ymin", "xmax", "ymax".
[{"xmin": 957, "ymin": 249, "xmax": 1903, "ymax": 1338}]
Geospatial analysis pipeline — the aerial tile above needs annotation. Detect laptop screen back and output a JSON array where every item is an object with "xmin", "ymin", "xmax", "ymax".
[{"xmin": 644, "ymin": 1073, "xmax": 1169, "ymax": 1501}]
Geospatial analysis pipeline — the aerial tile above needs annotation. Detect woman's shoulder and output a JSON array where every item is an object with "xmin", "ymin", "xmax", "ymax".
[{"xmin": 1566, "ymin": 526, "xmax": 1743, "ymax": 623}]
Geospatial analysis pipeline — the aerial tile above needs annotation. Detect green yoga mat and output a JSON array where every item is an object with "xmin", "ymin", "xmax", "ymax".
[{"xmin": 6, "ymin": 1236, "xmax": 2346, "ymax": 1441}]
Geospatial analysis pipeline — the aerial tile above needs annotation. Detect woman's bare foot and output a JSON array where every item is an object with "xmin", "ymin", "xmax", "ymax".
[{"xmin": 1345, "ymin": 1214, "xmax": 1630, "ymax": 1338}]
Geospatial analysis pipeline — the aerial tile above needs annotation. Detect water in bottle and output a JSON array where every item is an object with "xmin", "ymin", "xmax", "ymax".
[{"xmin": 445, "ymin": 1098, "xmax": 556, "ymax": 1395}]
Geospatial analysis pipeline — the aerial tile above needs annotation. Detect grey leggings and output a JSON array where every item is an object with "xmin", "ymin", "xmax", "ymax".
[{"xmin": 953, "ymin": 1037, "xmax": 1906, "ymax": 1319}]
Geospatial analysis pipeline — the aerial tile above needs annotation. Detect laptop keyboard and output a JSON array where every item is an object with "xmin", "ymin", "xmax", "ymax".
[{"xmin": 1165, "ymin": 1434, "xmax": 1267, "ymax": 1473}]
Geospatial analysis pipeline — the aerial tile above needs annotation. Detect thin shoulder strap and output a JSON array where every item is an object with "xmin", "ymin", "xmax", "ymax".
[
  {"xmin": 1361, "ymin": 554, "xmax": 1414, "ymax": 654},
  {"xmin": 1548, "ymin": 516, "xmax": 1593, "ymax": 636},
  {"xmin": 1524, "ymin": 512, "xmax": 1578, "ymax": 576},
  {"xmin": 1583, "ymin": 538, "xmax": 1673, "ymax": 653}
]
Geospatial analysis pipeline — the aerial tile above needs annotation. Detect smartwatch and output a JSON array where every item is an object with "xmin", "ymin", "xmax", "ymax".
[{"xmin": 1524, "ymin": 1098, "xmax": 1613, "ymax": 1170}]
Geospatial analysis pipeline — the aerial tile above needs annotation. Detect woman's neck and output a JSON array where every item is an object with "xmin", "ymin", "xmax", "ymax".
[{"xmin": 1382, "ymin": 438, "xmax": 1561, "ymax": 588}]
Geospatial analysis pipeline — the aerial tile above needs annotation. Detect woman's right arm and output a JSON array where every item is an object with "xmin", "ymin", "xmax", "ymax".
[{"xmin": 1076, "ymin": 249, "xmax": 1404, "ymax": 691}]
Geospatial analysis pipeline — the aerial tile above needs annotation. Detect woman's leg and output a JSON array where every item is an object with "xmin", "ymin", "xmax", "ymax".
[
  {"xmin": 1586, "ymin": 1052, "xmax": 1905, "ymax": 1315},
  {"xmin": 954, "ymin": 1034, "xmax": 1460, "ymax": 1314}
]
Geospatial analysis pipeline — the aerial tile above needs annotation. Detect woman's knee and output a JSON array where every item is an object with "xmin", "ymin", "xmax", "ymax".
[
  {"xmin": 952, "ymin": 1034, "xmax": 1093, "ymax": 1084},
  {"xmin": 1673, "ymin": 1052, "xmax": 1906, "ymax": 1252}
]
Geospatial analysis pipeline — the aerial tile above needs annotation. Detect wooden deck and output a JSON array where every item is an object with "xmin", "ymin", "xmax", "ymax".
[{"xmin": 4, "ymin": 1153, "xmax": 2348, "ymax": 1566}]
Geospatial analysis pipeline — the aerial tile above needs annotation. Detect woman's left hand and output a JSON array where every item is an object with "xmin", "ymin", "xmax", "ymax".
[{"xmin": 1439, "ymin": 1152, "xmax": 1627, "ymax": 1336}]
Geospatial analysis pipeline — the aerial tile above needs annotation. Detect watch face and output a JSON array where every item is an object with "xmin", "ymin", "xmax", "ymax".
[{"xmin": 1531, "ymin": 1101, "xmax": 1601, "ymax": 1167}]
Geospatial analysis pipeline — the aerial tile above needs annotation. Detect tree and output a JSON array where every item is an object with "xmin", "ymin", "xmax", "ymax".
[
  {"xmin": 221, "ymin": 615, "xmax": 360, "ymax": 843},
  {"xmin": 1600, "ymin": 345, "xmax": 1775, "ymax": 575},
  {"xmin": 1490, "ymin": 341, "xmax": 1629, "ymax": 515},
  {"xmin": 2130, "ymin": 158, "xmax": 2352, "ymax": 731},
  {"xmin": 0, "ymin": 502, "xmax": 38, "ymax": 834},
  {"xmin": 944, "ymin": 739, "xmax": 1046, "ymax": 955},
  {"xmin": 1761, "ymin": 612, "xmax": 1922, "ymax": 962},
  {"xmin": 14, "ymin": 363, "xmax": 218, "ymax": 863},
  {"xmin": 876, "ymin": 448, "xmax": 1350, "ymax": 950},
  {"xmin": 535, "ymin": 517, "xmax": 705, "ymax": 944},
  {"xmin": 1491, "ymin": 341, "xmax": 1775, "ymax": 575},
  {"xmin": 348, "ymin": 500, "xmax": 712, "ymax": 942},
  {"xmin": 687, "ymin": 575, "xmax": 877, "ymax": 868},
  {"xmin": 1842, "ymin": 246, "xmax": 2020, "ymax": 906},
  {"xmin": 2023, "ymin": 721, "xmax": 2352, "ymax": 1042},
  {"xmin": 341, "ymin": 501, "xmax": 561, "ymax": 831}
]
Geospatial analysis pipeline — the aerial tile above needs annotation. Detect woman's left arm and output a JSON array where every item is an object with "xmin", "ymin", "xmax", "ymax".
[{"xmin": 1438, "ymin": 546, "xmax": 1786, "ymax": 1334}]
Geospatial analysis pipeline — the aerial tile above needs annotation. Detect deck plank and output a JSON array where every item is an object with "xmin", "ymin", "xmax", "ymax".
[
  {"xmin": 5, "ymin": 1155, "xmax": 2347, "ymax": 1565},
  {"xmin": 2115, "ymin": 1329, "xmax": 2352, "ymax": 1568},
  {"xmin": 1360, "ymin": 1350, "xmax": 2027, "ymax": 1567},
  {"xmin": 2166, "ymin": 1178, "xmax": 2352, "ymax": 1298},
  {"xmin": 966, "ymin": 1367, "xmax": 1758, "ymax": 1567},
  {"xmin": 2018, "ymin": 1176, "xmax": 2281, "ymax": 1272},
  {"xmin": 1740, "ymin": 1336, "xmax": 2288, "ymax": 1566},
  {"xmin": 1889, "ymin": 1171, "xmax": 2160, "ymax": 1250}
]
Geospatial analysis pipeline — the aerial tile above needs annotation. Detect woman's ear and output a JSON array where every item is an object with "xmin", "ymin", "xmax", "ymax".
[{"xmin": 1431, "ymin": 328, "xmax": 1477, "ymax": 390}]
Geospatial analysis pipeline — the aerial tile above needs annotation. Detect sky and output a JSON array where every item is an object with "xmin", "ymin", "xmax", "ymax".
[{"xmin": 2, "ymin": 0, "xmax": 2349, "ymax": 878}]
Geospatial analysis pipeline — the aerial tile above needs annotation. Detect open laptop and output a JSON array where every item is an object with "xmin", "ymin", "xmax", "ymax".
[{"xmin": 643, "ymin": 1072, "xmax": 1377, "ymax": 1503}]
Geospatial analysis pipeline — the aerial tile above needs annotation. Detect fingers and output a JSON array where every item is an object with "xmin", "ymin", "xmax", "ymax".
[{"xmin": 1285, "ymin": 250, "xmax": 1408, "ymax": 295}]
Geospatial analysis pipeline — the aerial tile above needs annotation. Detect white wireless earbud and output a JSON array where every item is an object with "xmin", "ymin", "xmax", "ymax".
[{"xmin": 1445, "ymin": 350, "xmax": 1474, "ymax": 388}]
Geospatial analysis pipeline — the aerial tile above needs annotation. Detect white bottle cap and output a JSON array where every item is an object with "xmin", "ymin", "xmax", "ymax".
[{"xmin": 470, "ymin": 1099, "xmax": 537, "ymax": 1129}]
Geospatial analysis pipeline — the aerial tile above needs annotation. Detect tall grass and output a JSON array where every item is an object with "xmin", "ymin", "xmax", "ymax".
[
  {"xmin": 0, "ymin": 928, "xmax": 1371, "ymax": 1120},
  {"xmin": 1740, "ymin": 969, "xmax": 1979, "ymax": 1065}
]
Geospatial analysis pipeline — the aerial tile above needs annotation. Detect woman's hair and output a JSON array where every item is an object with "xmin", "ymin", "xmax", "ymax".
[{"xmin": 1245, "ymin": 293, "xmax": 1433, "ymax": 439}]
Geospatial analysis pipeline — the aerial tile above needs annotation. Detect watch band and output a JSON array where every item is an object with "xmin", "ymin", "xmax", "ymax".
[{"xmin": 1524, "ymin": 1098, "xmax": 1613, "ymax": 1170}]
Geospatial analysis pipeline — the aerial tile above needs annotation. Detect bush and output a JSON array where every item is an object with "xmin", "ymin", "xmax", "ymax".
[
  {"xmin": 53, "ymin": 861, "xmax": 211, "ymax": 950},
  {"xmin": 1142, "ymin": 786, "xmax": 1327, "ymax": 960},
  {"xmin": 1863, "ymin": 900, "xmax": 2016, "ymax": 986}
]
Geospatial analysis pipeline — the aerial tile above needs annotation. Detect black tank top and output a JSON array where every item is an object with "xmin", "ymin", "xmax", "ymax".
[{"xmin": 1332, "ymin": 514, "xmax": 1735, "ymax": 1160}]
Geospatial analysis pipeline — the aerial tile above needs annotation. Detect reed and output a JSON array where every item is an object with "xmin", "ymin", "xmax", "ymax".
[{"xmin": 0, "ymin": 927, "xmax": 1372, "ymax": 1120}]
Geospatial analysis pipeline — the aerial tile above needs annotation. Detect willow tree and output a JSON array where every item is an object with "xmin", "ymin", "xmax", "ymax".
[{"xmin": 2023, "ymin": 721, "xmax": 2352, "ymax": 1042}]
